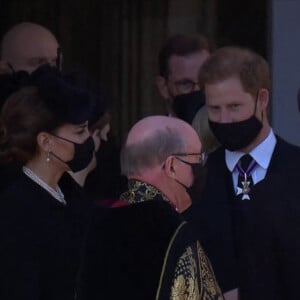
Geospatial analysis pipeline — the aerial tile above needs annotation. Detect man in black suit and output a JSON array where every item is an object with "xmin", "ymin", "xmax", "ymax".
[
  {"xmin": 156, "ymin": 33, "xmax": 210, "ymax": 124},
  {"xmin": 187, "ymin": 46, "xmax": 300, "ymax": 299},
  {"xmin": 155, "ymin": 34, "xmax": 221, "ymax": 209}
]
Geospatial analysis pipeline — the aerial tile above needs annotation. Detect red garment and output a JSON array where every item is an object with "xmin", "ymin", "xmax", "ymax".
[{"xmin": 110, "ymin": 199, "xmax": 130, "ymax": 208}]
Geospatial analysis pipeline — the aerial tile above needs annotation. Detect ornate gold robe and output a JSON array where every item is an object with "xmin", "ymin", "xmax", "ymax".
[{"xmin": 79, "ymin": 179, "xmax": 223, "ymax": 300}]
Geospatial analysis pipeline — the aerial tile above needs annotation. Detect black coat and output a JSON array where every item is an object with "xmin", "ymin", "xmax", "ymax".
[
  {"xmin": 0, "ymin": 172, "xmax": 91, "ymax": 300},
  {"xmin": 78, "ymin": 197, "xmax": 223, "ymax": 300},
  {"xmin": 184, "ymin": 137, "xmax": 300, "ymax": 299},
  {"xmin": 79, "ymin": 201, "xmax": 185, "ymax": 300}
]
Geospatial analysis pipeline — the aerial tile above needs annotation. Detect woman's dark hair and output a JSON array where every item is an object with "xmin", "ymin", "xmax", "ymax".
[
  {"xmin": 0, "ymin": 67, "xmax": 94, "ymax": 164},
  {"xmin": 0, "ymin": 87, "xmax": 56, "ymax": 163}
]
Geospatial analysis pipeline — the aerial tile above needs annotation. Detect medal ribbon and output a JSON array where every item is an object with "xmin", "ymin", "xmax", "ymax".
[
  {"xmin": 235, "ymin": 157, "xmax": 258, "ymax": 200},
  {"xmin": 235, "ymin": 159, "xmax": 258, "ymax": 179}
]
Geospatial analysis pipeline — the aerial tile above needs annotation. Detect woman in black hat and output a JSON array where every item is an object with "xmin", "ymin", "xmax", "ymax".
[{"xmin": 0, "ymin": 69, "xmax": 95, "ymax": 300}]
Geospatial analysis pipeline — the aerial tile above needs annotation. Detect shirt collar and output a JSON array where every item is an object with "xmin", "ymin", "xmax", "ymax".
[{"xmin": 225, "ymin": 129, "xmax": 276, "ymax": 172}]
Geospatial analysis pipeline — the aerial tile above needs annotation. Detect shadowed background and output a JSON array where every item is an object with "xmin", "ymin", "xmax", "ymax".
[{"xmin": 0, "ymin": 0, "xmax": 267, "ymax": 144}]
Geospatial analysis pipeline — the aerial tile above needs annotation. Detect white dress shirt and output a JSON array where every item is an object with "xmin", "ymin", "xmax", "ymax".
[{"xmin": 225, "ymin": 129, "xmax": 277, "ymax": 192}]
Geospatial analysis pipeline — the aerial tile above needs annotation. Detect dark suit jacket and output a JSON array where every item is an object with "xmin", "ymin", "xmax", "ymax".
[{"xmin": 184, "ymin": 136, "xmax": 300, "ymax": 299}]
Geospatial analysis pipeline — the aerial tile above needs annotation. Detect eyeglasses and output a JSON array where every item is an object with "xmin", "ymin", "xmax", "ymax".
[
  {"xmin": 172, "ymin": 152, "xmax": 207, "ymax": 167},
  {"xmin": 169, "ymin": 79, "xmax": 199, "ymax": 94}
]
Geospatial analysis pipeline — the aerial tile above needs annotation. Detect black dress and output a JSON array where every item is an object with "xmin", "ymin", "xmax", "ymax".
[{"xmin": 0, "ymin": 172, "xmax": 91, "ymax": 300}]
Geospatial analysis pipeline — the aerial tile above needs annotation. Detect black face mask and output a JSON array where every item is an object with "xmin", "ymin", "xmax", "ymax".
[
  {"xmin": 172, "ymin": 90, "xmax": 205, "ymax": 124},
  {"xmin": 174, "ymin": 158, "xmax": 206, "ymax": 201},
  {"xmin": 51, "ymin": 135, "xmax": 95, "ymax": 172},
  {"xmin": 209, "ymin": 116, "xmax": 262, "ymax": 151}
]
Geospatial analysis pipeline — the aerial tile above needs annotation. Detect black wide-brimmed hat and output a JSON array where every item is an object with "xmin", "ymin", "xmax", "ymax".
[
  {"xmin": 33, "ymin": 65, "xmax": 95, "ymax": 125},
  {"xmin": 0, "ymin": 64, "xmax": 107, "ymax": 126}
]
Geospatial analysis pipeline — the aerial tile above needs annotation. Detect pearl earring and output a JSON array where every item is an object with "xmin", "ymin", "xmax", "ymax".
[{"xmin": 46, "ymin": 150, "xmax": 51, "ymax": 162}]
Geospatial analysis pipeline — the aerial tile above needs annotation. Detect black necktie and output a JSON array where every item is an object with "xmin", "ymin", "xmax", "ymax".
[{"xmin": 236, "ymin": 154, "xmax": 254, "ymax": 200}]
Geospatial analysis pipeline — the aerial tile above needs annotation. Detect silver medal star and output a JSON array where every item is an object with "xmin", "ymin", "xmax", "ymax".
[{"xmin": 236, "ymin": 179, "xmax": 251, "ymax": 200}]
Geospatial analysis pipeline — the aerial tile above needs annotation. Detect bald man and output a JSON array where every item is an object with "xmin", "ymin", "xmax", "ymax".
[
  {"xmin": 0, "ymin": 23, "xmax": 61, "ymax": 196},
  {"xmin": 79, "ymin": 116, "xmax": 224, "ymax": 300},
  {"xmin": 0, "ymin": 22, "xmax": 60, "ymax": 73}
]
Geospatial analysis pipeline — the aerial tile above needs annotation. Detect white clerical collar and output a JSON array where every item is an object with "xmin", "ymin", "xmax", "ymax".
[{"xmin": 225, "ymin": 129, "xmax": 276, "ymax": 172}]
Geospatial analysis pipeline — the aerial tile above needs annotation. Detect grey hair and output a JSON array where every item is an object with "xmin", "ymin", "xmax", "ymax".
[{"xmin": 121, "ymin": 126, "xmax": 186, "ymax": 177}]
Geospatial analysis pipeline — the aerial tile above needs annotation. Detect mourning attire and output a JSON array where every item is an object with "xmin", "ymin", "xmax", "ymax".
[
  {"xmin": 186, "ymin": 132, "xmax": 300, "ymax": 299},
  {"xmin": 79, "ymin": 179, "xmax": 223, "ymax": 300},
  {"xmin": 0, "ymin": 172, "xmax": 91, "ymax": 300}
]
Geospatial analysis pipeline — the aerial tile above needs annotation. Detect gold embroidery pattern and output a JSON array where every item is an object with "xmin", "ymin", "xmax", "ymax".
[
  {"xmin": 197, "ymin": 242, "xmax": 223, "ymax": 300},
  {"xmin": 171, "ymin": 246, "xmax": 200, "ymax": 300},
  {"xmin": 170, "ymin": 244, "xmax": 224, "ymax": 300},
  {"xmin": 120, "ymin": 180, "xmax": 223, "ymax": 299},
  {"xmin": 120, "ymin": 179, "xmax": 170, "ymax": 204}
]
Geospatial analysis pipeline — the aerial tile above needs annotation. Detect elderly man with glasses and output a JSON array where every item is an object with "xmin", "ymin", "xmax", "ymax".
[{"xmin": 78, "ymin": 115, "xmax": 223, "ymax": 300}]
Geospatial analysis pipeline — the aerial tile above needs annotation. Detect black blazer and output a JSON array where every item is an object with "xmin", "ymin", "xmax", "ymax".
[{"xmin": 184, "ymin": 136, "xmax": 300, "ymax": 299}]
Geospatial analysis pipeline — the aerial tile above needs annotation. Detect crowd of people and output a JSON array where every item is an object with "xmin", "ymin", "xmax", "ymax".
[{"xmin": 0, "ymin": 21, "xmax": 299, "ymax": 300}]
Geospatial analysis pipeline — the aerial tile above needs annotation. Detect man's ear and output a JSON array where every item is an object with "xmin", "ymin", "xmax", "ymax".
[
  {"xmin": 258, "ymin": 88, "xmax": 269, "ymax": 111},
  {"xmin": 36, "ymin": 132, "xmax": 51, "ymax": 152},
  {"xmin": 163, "ymin": 155, "xmax": 177, "ymax": 179},
  {"xmin": 156, "ymin": 75, "xmax": 169, "ymax": 100}
]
